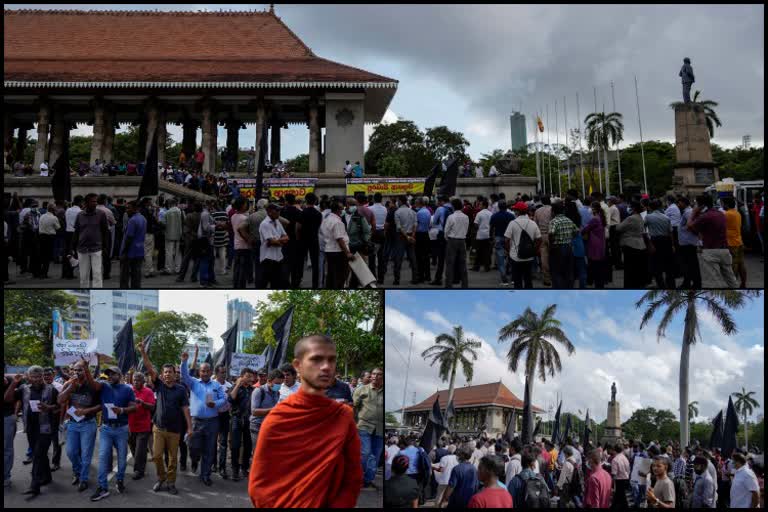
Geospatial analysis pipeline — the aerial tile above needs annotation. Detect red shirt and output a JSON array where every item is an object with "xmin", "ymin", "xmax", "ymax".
[
  {"xmin": 468, "ymin": 486, "xmax": 513, "ymax": 508},
  {"xmin": 195, "ymin": 151, "xmax": 205, "ymax": 163},
  {"xmin": 128, "ymin": 385, "xmax": 156, "ymax": 433},
  {"xmin": 585, "ymin": 465, "xmax": 613, "ymax": 508},
  {"xmin": 690, "ymin": 209, "xmax": 728, "ymax": 249}
]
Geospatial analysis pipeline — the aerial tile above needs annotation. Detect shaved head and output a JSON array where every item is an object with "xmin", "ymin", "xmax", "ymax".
[{"xmin": 293, "ymin": 334, "xmax": 335, "ymax": 361}]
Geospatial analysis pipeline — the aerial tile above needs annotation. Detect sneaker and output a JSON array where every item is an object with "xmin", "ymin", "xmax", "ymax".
[
  {"xmin": 116, "ymin": 480, "xmax": 125, "ymax": 494},
  {"xmin": 167, "ymin": 484, "xmax": 178, "ymax": 495},
  {"xmin": 152, "ymin": 480, "xmax": 167, "ymax": 492},
  {"xmin": 72, "ymin": 476, "xmax": 80, "ymax": 486},
  {"xmin": 90, "ymin": 487, "xmax": 110, "ymax": 501},
  {"xmin": 131, "ymin": 471, "xmax": 143, "ymax": 480},
  {"xmin": 78, "ymin": 481, "xmax": 88, "ymax": 492}
]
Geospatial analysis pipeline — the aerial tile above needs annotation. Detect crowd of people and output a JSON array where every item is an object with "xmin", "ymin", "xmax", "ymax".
[
  {"xmin": 3, "ymin": 335, "xmax": 384, "ymax": 507},
  {"xmin": 384, "ymin": 431, "xmax": 764, "ymax": 509}
]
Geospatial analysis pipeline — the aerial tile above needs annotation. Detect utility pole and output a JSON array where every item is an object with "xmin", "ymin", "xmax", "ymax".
[{"xmin": 400, "ymin": 331, "xmax": 414, "ymax": 426}]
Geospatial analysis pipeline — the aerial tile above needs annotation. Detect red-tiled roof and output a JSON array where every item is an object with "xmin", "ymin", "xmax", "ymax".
[
  {"xmin": 404, "ymin": 382, "xmax": 545, "ymax": 413},
  {"xmin": 3, "ymin": 9, "xmax": 397, "ymax": 85}
]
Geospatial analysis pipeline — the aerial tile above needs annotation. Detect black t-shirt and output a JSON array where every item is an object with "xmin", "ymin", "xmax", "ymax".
[
  {"xmin": 14, "ymin": 384, "xmax": 59, "ymax": 434},
  {"xmin": 152, "ymin": 377, "xmax": 190, "ymax": 433},
  {"xmin": 325, "ymin": 379, "xmax": 353, "ymax": 403},
  {"xmin": 299, "ymin": 207, "xmax": 322, "ymax": 242},
  {"xmin": 228, "ymin": 385, "xmax": 253, "ymax": 419},
  {"xmin": 4, "ymin": 377, "xmax": 15, "ymax": 417},
  {"xmin": 384, "ymin": 474, "xmax": 420, "ymax": 508},
  {"xmin": 281, "ymin": 205, "xmax": 302, "ymax": 241},
  {"xmin": 386, "ymin": 208, "xmax": 396, "ymax": 238},
  {"xmin": 66, "ymin": 381, "xmax": 101, "ymax": 420}
]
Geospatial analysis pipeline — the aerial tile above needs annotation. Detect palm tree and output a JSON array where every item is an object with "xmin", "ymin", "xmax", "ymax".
[
  {"xmin": 688, "ymin": 401, "xmax": 699, "ymax": 421},
  {"xmin": 669, "ymin": 90, "xmax": 722, "ymax": 138},
  {"xmin": 732, "ymin": 387, "xmax": 760, "ymax": 450},
  {"xmin": 636, "ymin": 290, "xmax": 758, "ymax": 447},
  {"xmin": 498, "ymin": 304, "xmax": 575, "ymax": 441},
  {"xmin": 584, "ymin": 111, "xmax": 624, "ymax": 196},
  {"xmin": 420, "ymin": 325, "xmax": 481, "ymax": 420}
]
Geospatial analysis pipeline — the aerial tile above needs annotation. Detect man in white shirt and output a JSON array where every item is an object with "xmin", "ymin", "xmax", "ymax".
[
  {"xmin": 63, "ymin": 195, "xmax": 84, "ymax": 279},
  {"xmin": 385, "ymin": 437, "xmax": 400, "ymax": 481},
  {"xmin": 444, "ymin": 198, "xmax": 469, "ymax": 288},
  {"xmin": 278, "ymin": 365, "xmax": 300, "ymax": 403},
  {"xmin": 343, "ymin": 160, "xmax": 353, "ymax": 178},
  {"xmin": 258, "ymin": 203, "xmax": 288, "ymax": 288},
  {"xmin": 368, "ymin": 192, "xmax": 388, "ymax": 283},
  {"xmin": 488, "ymin": 165, "xmax": 499, "ymax": 177},
  {"xmin": 320, "ymin": 200, "xmax": 354, "ymax": 289},
  {"xmin": 474, "ymin": 165, "xmax": 484, "ymax": 178},
  {"xmin": 729, "ymin": 453, "xmax": 759, "ymax": 509},
  {"xmin": 433, "ymin": 444, "xmax": 459, "ymax": 505},
  {"xmin": 39, "ymin": 161, "xmax": 49, "ymax": 177},
  {"xmin": 38, "ymin": 203, "xmax": 61, "ymax": 278},
  {"xmin": 504, "ymin": 202, "xmax": 542, "ymax": 288},
  {"xmin": 472, "ymin": 198, "xmax": 492, "ymax": 272},
  {"xmin": 505, "ymin": 440, "xmax": 523, "ymax": 486}
]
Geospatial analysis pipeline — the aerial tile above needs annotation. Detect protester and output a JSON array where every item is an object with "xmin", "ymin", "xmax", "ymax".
[
  {"xmin": 440, "ymin": 443, "xmax": 478, "ymax": 508},
  {"xmin": 687, "ymin": 194, "xmax": 739, "ymax": 288},
  {"xmin": 249, "ymin": 368, "xmax": 283, "ymax": 454},
  {"xmin": 71, "ymin": 193, "xmax": 109, "ymax": 288},
  {"xmin": 468, "ymin": 455, "xmax": 513, "ymax": 507},
  {"xmin": 504, "ymin": 201, "xmax": 541, "ymax": 288},
  {"xmin": 258, "ymin": 203, "xmax": 289, "ymax": 288},
  {"xmin": 444, "ymin": 198, "xmax": 470, "ymax": 288},
  {"xmin": 723, "ymin": 197, "xmax": 748, "ymax": 288},
  {"xmin": 616, "ymin": 200, "xmax": 649, "ymax": 288},
  {"xmin": 119, "ymin": 200, "xmax": 146, "ymax": 288},
  {"xmin": 386, "ymin": 454, "xmax": 420, "ymax": 508},
  {"xmin": 647, "ymin": 455, "xmax": 676, "ymax": 508},
  {"xmin": 730, "ymin": 452, "xmax": 760, "ymax": 508},
  {"xmin": 127, "ymin": 371, "xmax": 155, "ymax": 480},
  {"xmin": 548, "ymin": 201, "xmax": 579, "ymax": 288},
  {"xmin": 353, "ymin": 367, "xmax": 384, "ymax": 489}
]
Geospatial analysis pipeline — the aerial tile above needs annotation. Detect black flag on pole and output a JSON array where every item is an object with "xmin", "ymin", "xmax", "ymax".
[
  {"xmin": 504, "ymin": 410, "xmax": 516, "ymax": 442},
  {"xmin": 428, "ymin": 394, "xmax": 445, "ymax": 428},
  {"xmin": 137, "ymin": 124, "xmax": 159, "ymax": 199},
  {"xmin": 254, "ymin": 121, "xmax": 268, "ymax": 200},
  {"xmin": 444, "ymin": 397, "xmax": 456, "ymax": 432},
  {"xmin": 437, "ymin": 157, "xmax": 459, "ymax": 197},
  {"xmin": 551, "ymin": 401, "xmax": 562, "ymax": 446},
  {"xmin": 270, "ymin": 306, "xmax": 294, "ymax": 371},
  {"xmin": 583, "ymin": 409, "xmax": 592, "ymax": 448},
  {"xmin": 136, "ymin": 334, "xmax": 153, "ymax": 373},
  {"xmin": 709, "ymin": 410, "xmax": 724, "ymax": 449},
  {"xmin": 113, "ymin": 318, "xmax": 137, "ymax": 374},
  {"xmin": 521, "ymin": 377, "xmax": 534, "ymax": 444},
  {"xmin": 51, "ymin": 142, "xmax": 71, "ymax": 201},
  {"xmin": 215, "ymin": 321, "xmax": 238, "ymax": 370},
  {"xmin": 423, "ymin": 162, "xmax": 441, "ymax": 198},
  {"xmin": 262, "ymin": 344, "xmax": 274, "ymax": 372},
  {"xmin": 533, "ymin": 418, "xmax": 542, "ymax": 437},
  {"xmin": 722, "ymin": 396, "xmax": 740, "ymax": 456},
  {"xmin": 562, "ymin": 413, "xmax": 572, "ymax": 442}
]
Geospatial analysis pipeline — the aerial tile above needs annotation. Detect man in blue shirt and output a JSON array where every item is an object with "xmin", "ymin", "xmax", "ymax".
[
  {"xmin": 414, "ymin": 197, "xmax": 432, "ymax": 283},
  {"xmin": 429, "ymin": 195, "xmax": 453, "ymax": 285},
  {"xmin": 83, "ymin": 364, "xmax": 137, "ymax": 502},
  {"xmin": 180, "ymin": 351, "xmax": 227, "ymax": 487},
  {"xmin": 120, "ymin": 200, "xmax": 146, "ymax": 289},
  {"xmin": 440, "ymin": 444, "xmax": 479, "ymax": 508},
  {"xmin": 353, "ymin": 161, "xmax": 363, "ymax": 178},
  {"xmin": 489, "ymin": 200, "xmax": 515, "ymax": 284}
]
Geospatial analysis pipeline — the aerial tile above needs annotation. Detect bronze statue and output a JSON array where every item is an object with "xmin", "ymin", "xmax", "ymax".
[
  {"xmin": 680, "ymin": 57, "xmax": 695, "ymax": 103},
  {"xmin": 611, "ymin": 382, "xmax": 617, "ymax": 402}
]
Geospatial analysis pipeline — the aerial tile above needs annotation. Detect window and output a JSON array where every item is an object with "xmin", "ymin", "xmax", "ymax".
[
  {"xmin": 114, "ymin": 314, "xmax": 127, "ymax": 321},
  {"xmin": 113, "ymin": 302, "xmax": 126, "ymax": 309},
  {"xmin": 112, "ymin": 291, "xmax": 124, "ymax": 297}
]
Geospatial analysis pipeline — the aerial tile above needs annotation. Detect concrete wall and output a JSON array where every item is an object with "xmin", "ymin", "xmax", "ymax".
[
  {"xmin": 324, "ymin": 93, "xmax": 365, "ymax": 175},
  {"xmin": 674, "ymin": 105, "xmax": 713, "ymax": 164}
]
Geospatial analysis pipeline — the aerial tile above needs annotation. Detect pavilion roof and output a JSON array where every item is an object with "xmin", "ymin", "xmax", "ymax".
[{"xmin": 403, "ymin": 381, "xmax": 545, "ymax": 413}]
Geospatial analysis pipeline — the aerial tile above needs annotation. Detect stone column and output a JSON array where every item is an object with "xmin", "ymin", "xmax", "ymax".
[
  {"xmin": 145, "ymin": 101, "xmax": 159, "ymax": 161},
  {"xmin": 101, "ymin": 109, "xmax": 115, "ymax": 165},
  {"xmin": 157, "ymin": 112, "xmax": 167, "ymax": 167},
  {"xmin": 324, "ymin": 93, "xmax": 365, "ymax": 175},
  {"xmin": 4, "ymin": 113, "xmax": 14, "ymax": 163},
  {"xmin": 308, "ymin": 103, "xmax": 320, "ymax": 173},
  {"xmin": 226, "ymin": 119, "xmax": 240, "ymax": 171},
  {"xmin": 270, "ymin": 119, "xmax": 281, "ymax": 164},
  {"xmin": 89, "ymin": 102, "xmax": 105, "ymax": 166},
  {"xmin": 48, "ymin": 116, "xmax": 67, "ymax": 166},
  {"xmin": 255, "ymin": 104, "xmax": 266, "ymax": 159},
  {"xmin": 33, "ymin": 102, "xmax": 51, "ymax": 171},
  {"xmin": 182, "ymin": 118, "xmax": 197, "ymax": 159},
  {"xmin": 15, "ymin": 125, "xmax": 29, "ymax": 162},
  {"xmin": 201, "ymin": 102, "xmax": 213, "ymax": 174}
]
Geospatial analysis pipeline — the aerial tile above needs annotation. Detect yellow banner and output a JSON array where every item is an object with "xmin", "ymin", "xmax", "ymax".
[
  {"xmin": 345, "ymin": 178, "xmax": 425, "ymax": 196},
  {"xmin": 267, "ymin": 185, "xmax": 315, "ymax": 200}
]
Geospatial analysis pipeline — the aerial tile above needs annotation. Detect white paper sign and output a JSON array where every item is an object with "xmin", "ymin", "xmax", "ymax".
[
  {"xmin": 29, "ymin": 400, "xmax": 40, "ymax": 412},
  {"xmin": 67, "ymin": 406, "xmax": 84, "ymax": 422},
  {"xmin": 105, "ymin": 403, "xmax": 117, "ymax": 419},
  {"xmin": 53, "ymin": 338, "xmax": 98, "ymax": 366},
  {"xmin": 229, "ymin": 353, "xmax": 266, "ymax": 377},
  {"xmin": 348, "ymin": 253, "xmax": 377, "ymax": 288}
]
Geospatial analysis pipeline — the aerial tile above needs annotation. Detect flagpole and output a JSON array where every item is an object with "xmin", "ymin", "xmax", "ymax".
[
  {"xmin": 400, "ymin": 331, "xmax": 413, "ymax": 426},
  {"xmin": 555, "ymin": 99, "xmax": 561, "ymax": 198},
  {"xmin": 603, "ymin": 101, "xmax": 610, "ymax": 197},
  {"xmin": 611, "ymin": 80, "xmax": 623, "ymax": 194},
  {"xmin": 577, "ymin": 93, "xmax": 586, "ymax": 199},
  {"xmin": 594, "ymin": 86, "xmax": 603, "ymax": 194},
  {"xmin": 534, "ymin": 113, "xmax": 542, "ymax": 195},
  {"xmin": 634, "ymin": 75, "xmax": 648, "ymax": 194},
  {"xmin": 564, "ymin": 95, "xmax": 571, "ymax": 190},
  {"xmin": 546, "ymin": 104, "xmax": 552, "ymax": 197}
]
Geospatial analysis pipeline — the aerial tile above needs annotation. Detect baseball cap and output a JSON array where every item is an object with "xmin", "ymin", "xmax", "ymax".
[
  {"xmin": 512, "ymin": 201, "xmax": 528, "ymax": 211},
  {"xmin": 103, "ymin": 366, "xmax": 123, "ymax": 376}
]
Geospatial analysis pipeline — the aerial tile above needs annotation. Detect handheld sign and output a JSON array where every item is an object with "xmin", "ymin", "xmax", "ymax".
[
  {"xmin": 229, "ymin": 353, "xmax": 266, "ymax": 377},
  {"xmin": 348, "ymin": 253, "xmax": 377, "ymax": 288},
  {"xmin": 53, "ymin": 338, "xmax": 98, "ymax": 365}
]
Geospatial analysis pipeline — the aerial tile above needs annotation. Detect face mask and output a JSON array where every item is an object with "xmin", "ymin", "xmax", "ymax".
[
  {"xmin": 271, "ymin": 384, "xmax": 281, "ymax": 392},
  {"xmin": 347, "ymin": 206, "xmax": 357, "ymax": 214}
]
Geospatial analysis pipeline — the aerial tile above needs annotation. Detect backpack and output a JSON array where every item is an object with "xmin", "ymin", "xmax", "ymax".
[
  {"xmin": 516, "ymin": 219, "xmax": 536, "ymax": 260},
  {"xmin": 673, "ymin": 476, "xmax": 688, "ymax": 509},
  {"xmin": 517, "ymin": 473, "xmax": 550, "ymax": 508},
  {"xmin": 567, "ymin": 460, "xmax": 584, "ymax": 499}
]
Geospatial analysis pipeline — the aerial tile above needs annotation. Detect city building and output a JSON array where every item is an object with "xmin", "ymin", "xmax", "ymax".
[
  {"xmin": 79, "ymin": 291, "xmax": 159, "ymax": 357},
  {"xmin": 184, "ymin": 336, "xmax": 213, "ymax": 365},
  {"xmin": 402, "ymin": 381, "xmax": 543, "ymax": 435},
  {"xmin": 66, "ymin": 290, "xmax": 91, "ymax": 339},
  {"xmin": 227, "ymin": 298, "xmax": 256, "ymax": 352},
  {"xmin": 510, "ymin": 112, "xmax": 527, "ymax": 152}
]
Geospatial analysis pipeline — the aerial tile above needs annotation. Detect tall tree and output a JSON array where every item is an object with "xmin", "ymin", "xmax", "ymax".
[
  {"xmin": 132, "ymin": 310, "xmax": 208, "ymax": 368},
  {"xmin": 636, "ymin": 290, "xmax": 758, "ymax": 447},
  {"xmin": 424, "ymin": 125, "xmax": 470, "ymax": 162},
  {"xmin": 584, "ymin": 111, "xmax": 624, "ymax": 193},
  {"xmin": 420, "ymin": 325, "xmax": 481, "ymax": 415},
  {"xmin": 732, "ymin": 387, "xmax": 760, "ymax": 450},
  {"xmin": 497, "ymin": 304, "xmax": 575, "ymax": 444}
]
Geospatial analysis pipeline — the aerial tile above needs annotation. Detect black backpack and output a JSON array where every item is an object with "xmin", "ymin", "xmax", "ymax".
[
  {"xmin": 516, "ymin": 219, "xmax": 536, "ymax": 260},
  {"xmin": 673, "ymin": 476, "xmax": 689, "ymax": 509},
  {"xmin": 520, "ymin": 473, "xmax": 550, "ymax": 508}
]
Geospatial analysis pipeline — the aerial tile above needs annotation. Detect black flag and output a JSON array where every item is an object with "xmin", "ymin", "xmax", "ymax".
[
  {"xmin": 709, "ymin": 410, "xmax": 724, "ymax": 449},
  {"xmin": 551, "ymin": 401, "xmax": 562, "ymax": 446},
  {"xmin": 136, "ymin": 334, "xmax": 153, "ymax": 373},
  {"xmin": 262, "ymin": 344, "xmax": 274, "ymax": 372},
  {"xmin": 422, "ymin": 162, "xmax": 441, "ymax": 198},
  {"xmin": 113, "ymin": 318, "xmax": 137, "ymax": 374},
  {"xmin": 204, "ymin": 350, "xmax": 214, "ymax": 367},
  {"xmin": 563, "ymin": 413, "xmax": 572, "ymax": 442},
  {"xmin": 254, "ymin": 121, "xmax": 268, "ymax": 200},
  {"xmin": 429, "ymin": 394, "xmax": 445, "ymax": 428},
  {"xmin": 51, "ymin": 142, "xmax": 71, "ymax": 201},
  {"xmin": 216, "ymin": 321, "xmax": 239, "ymax": 370},
  {"xmin": 533, "ymin": 418, "xmax": 542, "ymax": 437},
  {"xmin": 521, "ymin": 377, "xmax": 534, "ymax": 443},
  {"xmin": 444, "ymin": 396, "xmax": 456, "ymax": 431},
  {"xmin": 505, "ymin": 410, "xmax": 516, "ymax": 442},
  {"xmin": 137, "ymin": 124, "xmax": 159, "ymax": 199},
  {"xmin": 583, "ymin": 409, "xmax": 592, "ymax": 448},
  {"xmin": 270, "ymin": 306, "xmax": 294, "ymax": 371},
  {"xmin": 437, "ymin": 157, "xmax": 459, "ymax": 197},
  {"xmin": 722, "ymin": 396, "xmax": 740, "ymax": 456}
]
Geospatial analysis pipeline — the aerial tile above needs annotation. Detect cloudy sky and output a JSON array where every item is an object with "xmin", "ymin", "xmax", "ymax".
[
  {"xmin": 10, "ymin": 4, "xmax": 764, "ymax": 160},
  {"xmin": 385, "ymin": 290, "xmax": 764, "ymax": 424}
]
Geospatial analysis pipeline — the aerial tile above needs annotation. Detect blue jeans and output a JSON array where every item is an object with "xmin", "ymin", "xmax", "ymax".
[
  {"xmin": 4, "ymin": 415, "xmax": 16, "ymax": 481},
  {"xmin": 98, "ymin": 424, "xmax": 129, "ymax": 488},
  {"xmin": 631, "ymin": 481, "xmax": 647, "ymax": 507},
  {"xmin": 198, "ymin": 241, "xmax": 214, "ymax": 285},
  {"xmin": 574, "ymin": 255, "xmax": 587, "ymax": 288},
  {"xmin": 359, "ymin": 429, "xmax": 383, "ymax": 484},
  {"xmin": 494, "ymin": 236, "xmax": 508, "ymax": 281},
  {"xmin": 190, "ymin": 417, "xmax": 218, "ymax": 480},
  {"xmin": 66, "ymin": 418, "xmax": 98, "ymax": 483}
]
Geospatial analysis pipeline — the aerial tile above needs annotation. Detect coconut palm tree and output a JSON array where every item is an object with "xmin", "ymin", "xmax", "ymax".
[
  {"xmin": 669, "ymin": 90, "xmax": 722, "ymax": 138},
  {"xmin": 636, "ymin": 290, "xmax": 758, "ymax": 447},
  {"xmin": 420, "ymin": 325, "xmax": 481, "ymax": 419},
  {"xmin": 732, "ymin": 387, "xmax": 760, "ymax": 450},
  {"xmin": 584, "ymin": 111, "xmax": 624, "ymax": 196},
  {"xmin": 688, "ymin": 401, "xmax": 699, "ymax": 421},
  {"xmin": 498, "ymin": 304, "xmax": 575, "ymax": 441}
]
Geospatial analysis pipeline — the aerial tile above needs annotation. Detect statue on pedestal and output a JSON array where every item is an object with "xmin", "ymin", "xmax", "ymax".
[
  {"xmin": 679, "ymin": 57, "xmax": 695, "ymax": 103},
  {"xmin": 611, "ymin": 382, "xmax": 617, "ymax": 402}
]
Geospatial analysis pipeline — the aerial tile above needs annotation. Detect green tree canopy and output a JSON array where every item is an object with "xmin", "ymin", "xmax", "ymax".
[
  {"xmin": 132, "ymin": 310, "xmax": 208, "ymax": 369},
  {"xmin": 285, "ymin": 153, "xmax": 309, "ymax": 174},
  {"xmin": 622, "ymin": 407, "xmax": 679, "ymax": 442},
  {"xmin": 4, "ymin": 290, "xmax": 77, "ymax": 366},
  {"xmin": 424, "ymin": 125, "xmax": 470, "ymax": 162}
]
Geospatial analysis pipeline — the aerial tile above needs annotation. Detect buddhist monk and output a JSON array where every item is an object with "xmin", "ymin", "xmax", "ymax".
[{"xmin": 248, "ymin": 334, "xmax": 363, "ymax": 508}]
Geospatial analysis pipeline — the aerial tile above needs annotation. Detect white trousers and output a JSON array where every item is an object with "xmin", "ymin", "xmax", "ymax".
[{"xmin": 78, "ymin": 250, "xmax": 103, "ymax": 288}]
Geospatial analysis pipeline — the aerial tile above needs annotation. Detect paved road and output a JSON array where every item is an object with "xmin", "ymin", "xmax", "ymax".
[
  {"xmin": 5, "ymin": 251, "xmax": 763, "ymax": 289},
  {"xmin": 3, "ymin": 417, "xmax": 382, "ymax": 508}
]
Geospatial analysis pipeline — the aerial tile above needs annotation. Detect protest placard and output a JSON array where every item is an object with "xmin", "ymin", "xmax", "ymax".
[
  {"xmin": 230, "ymin": 353, "xmax": 266, "ymax": 377},
  {"xmin": 53, "ymin": 338, "xmax": 98, "ymax": 365}
]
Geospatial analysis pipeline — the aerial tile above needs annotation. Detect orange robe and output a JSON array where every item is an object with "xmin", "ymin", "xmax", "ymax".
[{"xmin": 248, "ymin": 387, "xmax": 362, "ymax": 508}]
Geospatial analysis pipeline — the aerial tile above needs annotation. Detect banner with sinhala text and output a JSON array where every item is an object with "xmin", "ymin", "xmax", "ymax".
[
  {"xmin": 345, "ymin": 177, "xmax": 425, "ymax": 196},
  {"xmin": 230, "ymin": 178, "xmax": 317, "ymax": 200}
]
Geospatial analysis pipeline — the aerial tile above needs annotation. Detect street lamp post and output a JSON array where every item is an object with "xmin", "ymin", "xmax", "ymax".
[{"xmin": 400, "ymin": 332, "xmax": 414, "ymax": 427}]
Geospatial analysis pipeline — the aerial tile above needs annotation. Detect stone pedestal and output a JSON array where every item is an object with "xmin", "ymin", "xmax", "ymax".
[
  {"xmin": 673, "ymin": 105, "xmax": 719, "ymax": 196},
  {"xmin": 600, "ymin": 400, "xmax": 623, "ymax": 446}
]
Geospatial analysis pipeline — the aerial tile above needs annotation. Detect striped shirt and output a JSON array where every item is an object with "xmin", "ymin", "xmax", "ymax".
[{"xmin": 211, "ymin": 210, "xmax": 229, "ymax": 247}]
